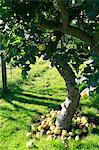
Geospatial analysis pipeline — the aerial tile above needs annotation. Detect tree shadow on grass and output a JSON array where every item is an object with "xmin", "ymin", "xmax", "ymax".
[{"xmin": 1, "ymin": 86, "xmax": 61, "ymax": 111}]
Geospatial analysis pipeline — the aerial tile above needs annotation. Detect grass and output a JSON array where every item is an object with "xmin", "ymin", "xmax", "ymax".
[{"xmin": 0, "ymin": 59, "xmax": 99, "ymax": 150}]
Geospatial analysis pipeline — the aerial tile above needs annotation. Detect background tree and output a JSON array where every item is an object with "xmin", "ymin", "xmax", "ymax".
[{"xmin": 0, "ymin": 0, "xmax": 99, "ymax": 131}]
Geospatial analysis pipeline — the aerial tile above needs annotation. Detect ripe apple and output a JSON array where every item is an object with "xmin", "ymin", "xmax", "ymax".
[
  {"xmin": 67, "ymin": 136, "xmax": 71, "ymax": 140},
  {"xmin": 81, "ymin": 116, "xmax": 88, "ymax": 124},
  {"xmin": 62, "ymin": 130, "xmax": 68, "ymax": 137},
  {"xmin": 46, "ymin": 135, "xmax": 53, "ymax": 141},
  {"xmin": 36, "ymin": 132, "xmax": 41, "ymax": 139},
  {"xmin": 46, "ymin": 130, "xmax": 52, "ymax": 135},
  {"xmin": 82, "ymin": 127, "xmax": 88, "ymax": 133},
  {"xmin": 38, "ymin": 125, "xmax": 43, "ymax": 131},
  {"xmin": 49, "ymin": 121, "xmax": 54, "ymax": 127},
  {"xmin": 47, "ymin": 114, "xmax": 51, "ymax": 117},
  {"xmin": 41, "ymin": 120, "xmax": 46, "ymax": 127},
  {"xmin": 41, "ymin": 115, "xmax": 45, "ymax": 119},
  {"xmin": 26, "ymin": 132, "xmax": 32, "ymax": 138},
  {"xmin": 51, "ymin": 36, "xmax": 56, "ymax": 42},
  {"xmin": 54, "ymin": 127, "xmax": 61, "ymax": 135},
  {"xmin": 38, "ymin": 44, "xmax": 46, "ymax": 51},
  {"xmin": 26, "ymin": 141, "xmax": 33, "ymax": 148},
  {"xmin": 69, "ymin": 132, "xmax": 74, "ymax": 136},
  {"xmin": 31, "ymin": 125, "xmax": 37, "ymax": 133},
  {"xmin": 75, "ymin": 135, "xmax": 80, "ymax": 141},
  {"xmin": 50, "ymin": 126, "xmax": 55, "ymax": 131},
  {"xmin": 76, "ymin": 117, "xmax": 81, "ymax": 124}
]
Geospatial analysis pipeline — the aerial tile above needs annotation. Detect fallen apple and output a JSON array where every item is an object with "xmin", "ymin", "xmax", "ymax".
[
  {"xmin": 75, "ymin": 129, "xmax": 82, "ymax": 135},
  {"xmin": 54, "ymin": 127, "xmax": 61, "ymax": 135},
  {"xmin": 31, "ymin": 125, "xmax": 37, "ymax": 133},
  {"xmin": 75, "ymin": 135, "xmax": 80, "ymax": 141},
  {"xmin": 46, "ymin": 130, "xmax": 52, "ymax": 135},
  {"xmin": 26, "ymin": 132, "xmax": 32, "ymax": 138},
  {"xmin": 62, "ymin": 130, "xmax": 68, "ymax": 137},
  {"xmin": 26, "ymin": 141, "xmax": 33, "ymax": 148},
  {"xmin": 38, "ymin": 125, "xmax": 43, "ymax": 131}
]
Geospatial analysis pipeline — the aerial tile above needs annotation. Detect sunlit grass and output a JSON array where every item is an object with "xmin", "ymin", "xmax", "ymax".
[{"xmin": 0, "ymin": 60, "xmax": 99, "ymax": 150}]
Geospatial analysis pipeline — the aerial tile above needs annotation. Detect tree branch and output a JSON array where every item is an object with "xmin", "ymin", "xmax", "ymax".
[
  {"xmin": 35, "ymin": 21, "xmax": 91, "ymax": 44},
  {"xmin": 56, "ymin": 0, "xmax": 69, "ymax": 28}
]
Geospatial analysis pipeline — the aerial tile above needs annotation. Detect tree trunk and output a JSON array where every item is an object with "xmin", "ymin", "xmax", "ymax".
[
  {"xmin": 53, "ymin": 57, "xmax": 80, "ymax": 131},
  {"xmin": 1, "ymin": 57, "xmax": 7, "ymax": 93}
]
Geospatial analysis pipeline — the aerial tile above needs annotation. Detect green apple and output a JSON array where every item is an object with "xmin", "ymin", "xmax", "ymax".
[
  {"xmin": 75, "ymin": 135, "xmax": 80, "ymax": 141},
  {"xmin": 76, "ymin": 117, "xmax": 81, "ymax": 124},
  {"xmin": 26, "ymin": 141, "xmax": 33, "ymax": 148},
  {"xmin": 31, "ymin": 125, "xmax": 37, "ymax": 133},
  {"xmin": 69, "ymin": 132, "xmax": 74, "ymax": 136},
  {"xmin": 51, "ymin": 36, "xmax": 56, "ymax": 42},
  {"xmin": 67, "ymin": 136, "xmax": 71, "ymax": 140},
  {"xmin": 38, "ymin": 44, "xmax": 46, "ymax": 51},
  {"xmin": 75, "ymin": 129, "xmax": 82, "ymax": 135},
  {"xmin": 26, "ymin": 132, "xmax": 32, "ymax": 138},
  {"xmin": 36, "ymin": 132, "xmax": 41, "ymax": 139},
  {"xmin": 83, "ymin": 127, "xmax": 88, "ymax": 133},
  {"xmin": 54, "ymin": 127, "xmax": 61, "ymax": 135}
]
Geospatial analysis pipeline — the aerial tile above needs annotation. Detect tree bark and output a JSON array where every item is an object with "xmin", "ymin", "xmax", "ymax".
[
  {"xmin": 1, "ymin": 57, "xmax": 7, "ymax": 93},
  {"xmin": 53, "ymin": 56, "xmax": 80, "ymax": 131}
]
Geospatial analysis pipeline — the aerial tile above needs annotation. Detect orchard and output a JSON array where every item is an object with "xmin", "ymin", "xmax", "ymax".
[{"xmin": 0, "ymin": 0, "xmax": 99, "ymax": 148}]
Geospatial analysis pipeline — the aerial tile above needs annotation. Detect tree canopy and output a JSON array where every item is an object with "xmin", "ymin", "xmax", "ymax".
[{"xmin": 0, "ymin": 0, "xmax": 98, "ymax": 88}]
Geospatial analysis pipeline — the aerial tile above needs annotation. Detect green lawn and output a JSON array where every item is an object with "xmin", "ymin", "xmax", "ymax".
[{"xmin": 0, "ymin": 60, "xmax": 99, "ymax": 150}]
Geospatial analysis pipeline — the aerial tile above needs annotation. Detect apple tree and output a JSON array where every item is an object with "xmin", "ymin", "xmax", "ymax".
[{"xmin": 0, "ymin": 0, "xmax": 99, "ymax": 131}]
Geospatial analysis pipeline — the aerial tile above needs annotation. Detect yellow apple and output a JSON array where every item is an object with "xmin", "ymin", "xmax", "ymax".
[
  {"xmin": 36, "ymin": 132, "xmax": 41, "ymax": 139},
  {"xmin": 26, "ymin": 132, "xmax": 32, "ymax": 138},
  {"xmin": 50, "ymin": 126, "xmax": 55, "ymax": 131},
  {"xmin": 46, "ymin": 130, "xmax": 52, "ymax": 135},
  {"xmin": 46, "ymin": 135, "xmax": 53, "ymax": 141},
  {"xmin": 41, "ymin": 120, "xmax": 46, "ymax": 127},
  {"xmin": 69, "ymin": 132, "xmax": 74, "ymax": 136},
  {"xmin": 38, "ymin": 125, "xmax": 43, "ymax": 131},
  {"xmin": 81, "ymin": 116, "xmax": 88, "ymax": 124},
  {"xmin": 26, "ymin": 141, "xmax": 33, "ymax": 148},
  {"xmin": 67, "ymin": 136, "xmax": 71, "ymax": 140},
  {"xmin": 49, "ymin": 121, "xmax": 54, "ymax": 127},
  {"xmin": 75, "ymin": 135, "xmax": 80, "ymax": 141},
  {"xmin": 62, "ymin": 130, "xmax": 68, "ymax": 137},
  {"xmin": 54, "ymin": 127, "xmax": 61, "ymax": 135}
]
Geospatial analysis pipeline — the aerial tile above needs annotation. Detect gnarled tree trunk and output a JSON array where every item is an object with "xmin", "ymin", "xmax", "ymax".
[{"xmin": 53, "ymin": 57, "xmax": 80, "ymax": 131}]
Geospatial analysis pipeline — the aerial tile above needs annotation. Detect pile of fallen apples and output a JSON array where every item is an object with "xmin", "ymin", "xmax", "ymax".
[{"xmin": 26, "ymin": 110, "xmax": 96, "ymax": 148}]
